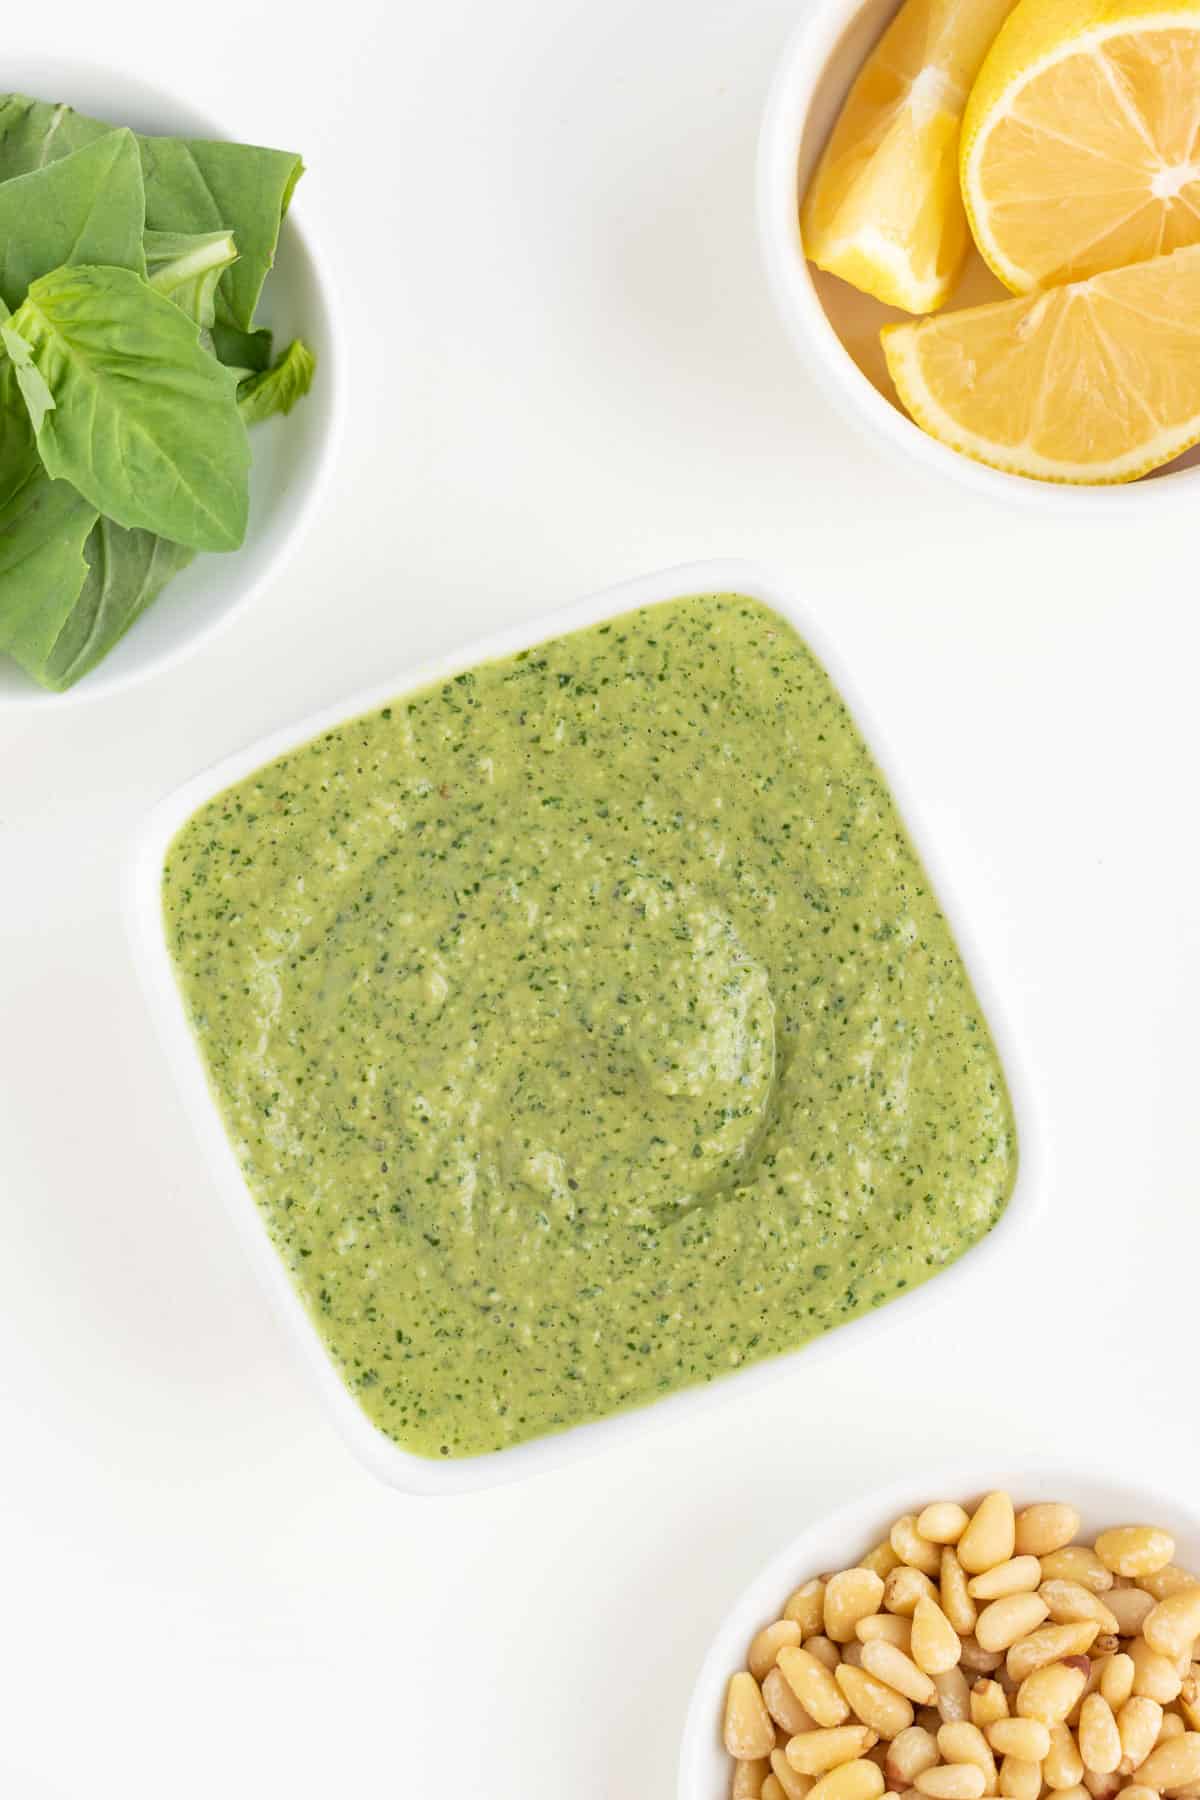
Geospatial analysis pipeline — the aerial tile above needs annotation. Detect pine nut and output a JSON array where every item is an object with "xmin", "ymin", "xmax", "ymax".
[
  {"xmin": 1016, "ymin": 1507, "xmax": 1082, "ymax": 1559},
  {"xmin": 735, "ymin": 1758, "xmax": 771, "ymax": 1798},
  {"xmin": 753, "ymin": 1621, "xmax": 807, "ymax": 1681},
  {"xmin": 1083, "ymin": 1773, "xmax": 1122, "ymax": 1800},
  {"xmin": 764, "ymin": 1778, "xmax": 787, "ymax": 1800},
  {"xmin": 827, "ymin": 1572, "xmax": 888, "ymax": 1645},
  {"xmin": 889, "ymin": 1571, "xmax": 941, "ymax": 1619},
  {"xmin": 773, "ymin": 1748, "xmax": 817, "ymax": 1800},
  {"xmin": 1008, "ymin": 1624, "xmax": 1101, "ymax": 1683},
  {"xmin": 1095, "ymin": 1533, "xmax": 1177, "ymax": 1583},
  {"xmin": 1042, "ymin": 1550, "xmax": 1116, "ymax": 1595},
  {"xmin": 972, "ymin": 1682, "xmax": 1010, "ymax": 1729},
  {"xmin": 859, "ymin": 1617, "xmax": 914, "ymax": 1650},
  {"xmin": 887, "ymin": 1726, "xmax": 941, "ymax": 1789},
  {"xmin": 1143, "ymin": 1593, "xmax": 1200, "ymax": 1663},
  {"xmin": 1099, "ymin": 1657, "xmax": 1136, "ymax": 1713},
  {"xmin": 1130, "ymin": 1639, "xmax": 1184, "ymax": 1705},
  {"xmin": 978, "ymin": 1595, "xmax": 1052, "ymax": 1655},
  {"xmin": 728, "ymin": 1672, "xmax": 779, "ymax": 1760},
  {"xmin": 915, "ymin": 1766, "xmax": 987, "ymax": 1799},
  {"xmin": 1108, "ymin": 1593, "xmax": 1157, "ymax": 1639},
  {"xmin": 961, "ymin": 1641, "xmax": 1005, "ymax": 1675},
  {"xmin": 971, "ymin": 1562, "xmax": 1045, "ymax": 1602},
  {"xmin": 807, "ymin": 1758, "xmax": 886, "ymax": 1800},
  {"xmin": 960, "ymin": 1497, "xmax": 1018, "ymax": 1578},
  {"xmin": 766, "ymin": 1666, "xmax": 819, "ymax": 1735},
  {"xmin": 893, "ymin": 1518, "xmax": 947, "ymax": 1579},
  {"xmin": 935, "ymin": 1668, "xmax": 973, "ymax": 1724},
  {"xmin": 939, "ymin": 1721, "xmax": 998, "ymax": 1787},
  {"xmin": 862, "ymin": 1544, "xmax": 905, "ymax": 1581},
  {"xmin": 943, "ymin": 1551, "xmax": 980, "ymax": 1639},
  {"xmin": 1141, "ymin": 1570, "xmax": 1200, "ymax": 1603},
  {"xmin": 1129, "ymin": 1732, "xmax": 1200, "ymax": 1790},
  {"xmin": 780, "ymin": 1648, "xmax": 853, "ymax": 1728},
  {"xmin": 987, "ymin": 1719, "xmax": 1051, "ymax": 1761},
  {"xmin": 1047, "ymin": 1788, "xmax": 1090, "ymax": 1800},
  {"xmin": 1017, "ymin": 1660, "xmax": 1091, "ymax": 1725},
  {"xmin": 1042, "ymin": 1584, "xmax": 1122, "ymax": 1635},
  {"xmin": 1114, "ymin": 1788, "xmax": 1159, "ymax": 1800},
  {"xmin": 998, "ymin": 1756, "xmax": 1041, "ymax": 1800},
  {"xmin": 788, "ymin": 1728, "xmax": 881, "ymax": 1776},
  {"xmin": 1044, "ymin": 1721, "xmax": 1086, "ymax": 1788},
  {"xmin": 921, "ymin": 1506, "xmax": 972, "ymax": 1547},
  {"xmin": 810, "ymin": 1640, "xmax": 845, "ymax": 1672},
  {"xmin": 1157, "ymin": 1714, "xmax": 1185, "ymax": 1744},
  {"xmin": 1079, "ymin": 1694, "xmax": 1123, "ymax": 1774},
  {"xmin": 788, "ymin": 1582, "xmax": 829, "ymax": 1638},
  {"xmin": 843, "ymin": 1645, "xmax": 866, "ymax": 1671},
  {"xmin": 862, "ymin": 1641, "xmax": 939, "ymax": 1707},
  {"xmin": 837, "ymin": 1664, "xmax": 916, "ymax": 1740},
  {"xmin": 913, "ymin": 1598, "xmax": 964, "ymax": 1676},
  {"xmin": 1117, "ymin": 1696, "xmax": 1162, "ymax": 1772}
]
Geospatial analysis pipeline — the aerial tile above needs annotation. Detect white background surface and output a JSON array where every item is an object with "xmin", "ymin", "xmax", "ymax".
[{"xmin": 1, "ymin": 2, "xmax": 1197, "ymax": 1795}]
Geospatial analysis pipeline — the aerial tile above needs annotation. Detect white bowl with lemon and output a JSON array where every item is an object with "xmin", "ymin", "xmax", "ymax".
[{"xmin": 759, "ymin": 0, "xmax": 1200, "ymax": 501}]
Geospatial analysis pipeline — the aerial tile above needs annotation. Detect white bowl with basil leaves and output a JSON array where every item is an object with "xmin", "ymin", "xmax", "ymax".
[{"xmin": 0, "ymin": 61, "xmax": 339, "ymax": 702}]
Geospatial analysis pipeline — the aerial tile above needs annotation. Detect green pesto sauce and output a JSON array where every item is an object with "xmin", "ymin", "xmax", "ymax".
[{"xmin": 162, "ymin": 596, "xmax": 1016, "ymax": 1459}]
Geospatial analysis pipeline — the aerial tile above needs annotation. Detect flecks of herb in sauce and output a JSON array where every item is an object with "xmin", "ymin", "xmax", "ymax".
[{"xmin": 162, "ymin": 596, "xmax": 1016, "ymax": 1459}]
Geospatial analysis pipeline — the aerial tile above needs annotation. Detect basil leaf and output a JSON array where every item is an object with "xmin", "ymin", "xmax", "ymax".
[
  {"xmin": 0, "ymin": 130, "xmax": 146, "ymax": 310},
  {"xmin": 1, "ymin": 320, "xmax": 56, "ymax": 431},
  {"xmin": 238, "ymin": 338, "xmax": 316, "ymax": 424},
  {"xmin": 211, "ymin": 321, "xmax": 274, "ymax": 376},
  {"xmin": 0, "ymin": 94, "xmax": 110, "ymax": 171},
  {"xmin": 0, "ymin": 96, "xmax": 303, "ymax": 332},
  {"xmin": 7, "ymin": 264, "xmax": 250, "ymax": 552},
  {"xmin": 138, "ymin": 137, "xmax": 302, "ymax": 332},
  {"xmin": 40, "ymin": 517, "xmax": 195, "ymax": 690},
  {"xmin": 145, "ymin": 229, "xmax": 238, "ymax": 329},
  {"xmin": 0, "ymin": 359, "xmax": 97, "ymax": 682}
]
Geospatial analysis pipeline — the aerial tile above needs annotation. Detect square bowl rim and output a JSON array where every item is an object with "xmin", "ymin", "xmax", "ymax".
[
  {"xmin": 677, "ymin": 1459, "xmax": 1200, "ymax": 1800},
  {"xmin": 126, "ymin": 556, "xmax": 1044, "ymax": 1495}
]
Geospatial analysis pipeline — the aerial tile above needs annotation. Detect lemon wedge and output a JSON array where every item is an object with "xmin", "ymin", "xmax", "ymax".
[
  {"xmin": 962, "ymin": 0, "xmax": 1200, "ymax": 293},
  {"xmin": 801, "ymin": 0, "xmax": 1018, "ymax": 312},
  {"xmin": 881, "ymin": 243, "xmax": 1200, "ymax": 482}
]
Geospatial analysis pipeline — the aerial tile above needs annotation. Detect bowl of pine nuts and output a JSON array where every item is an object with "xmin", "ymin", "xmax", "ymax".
[{"xmin": 679, "ymin": 1470, "xmax": 1200, "ymax": 1800}]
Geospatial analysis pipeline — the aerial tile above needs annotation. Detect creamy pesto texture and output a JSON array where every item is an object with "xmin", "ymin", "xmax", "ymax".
[{"xmin": 163, "ymin": 596, "xmax": 1016, "ymax": 1458}]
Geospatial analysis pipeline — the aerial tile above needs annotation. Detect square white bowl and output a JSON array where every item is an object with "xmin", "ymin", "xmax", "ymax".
[
  {"xmin": 127, "ymin": 558, "xmax": 1042, "ymax": 1495},
  {"xmin": 678, "ymin": 1461, "xmax": 1200, "ymax": 1800}
]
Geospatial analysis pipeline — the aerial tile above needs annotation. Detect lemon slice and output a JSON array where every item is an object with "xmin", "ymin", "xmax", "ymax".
[
  {"xmin": 962, "ymin": 0, "xmax": 1200, "ymax": 293},
  {"xmin": 881, "ymin": 243, "xmax": 1200, "ymax": 482},
  {"xmin": 801, "ymin": 0, "xmax": 1018, "ymax": 313}
]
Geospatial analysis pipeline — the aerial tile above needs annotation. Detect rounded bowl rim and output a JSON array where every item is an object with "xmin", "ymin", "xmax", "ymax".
[{"xmin": 0, "ymin": 54, "xmax": 346, "ymax": 709}]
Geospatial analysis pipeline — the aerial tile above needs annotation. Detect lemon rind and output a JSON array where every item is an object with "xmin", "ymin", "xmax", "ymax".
[
  {"xmin": 882, "ymin": 320, "xmax": 1200, "ymax": 484},
  {"xmin": 961, "ymin": 9, "xmax": 1200, "ymax": 294}
]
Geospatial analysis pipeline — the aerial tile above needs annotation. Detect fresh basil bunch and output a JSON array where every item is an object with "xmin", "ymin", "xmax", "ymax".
[{"xmin": 0, "ymin": 95, "xmax": 316, "ymax": 691}]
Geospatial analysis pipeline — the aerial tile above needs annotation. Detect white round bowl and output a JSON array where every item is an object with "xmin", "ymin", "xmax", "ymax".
[
  {"xmin": 679, "ymin": 1461, "xmax": 1200, "ymax": 1800},
  {"xmin": 0, "ymin": 57, "xmax": 343, "ymax": 706},
  {"xmin": 756, "ymin": 0, "xmax": 1200, "ymax": 511}
]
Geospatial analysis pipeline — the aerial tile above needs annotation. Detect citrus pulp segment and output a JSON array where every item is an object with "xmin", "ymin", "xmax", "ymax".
[
  {"xmin": 802, "ymin": 0, "xmax": 1018, "ymax": 312},
  {"xmin": 881, "ymin": 243, "xmax": 1200, "ymax": 481},
  {"xmin": 962, "ymin": 0, "xmax": 1200, "ymax": 292}
]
